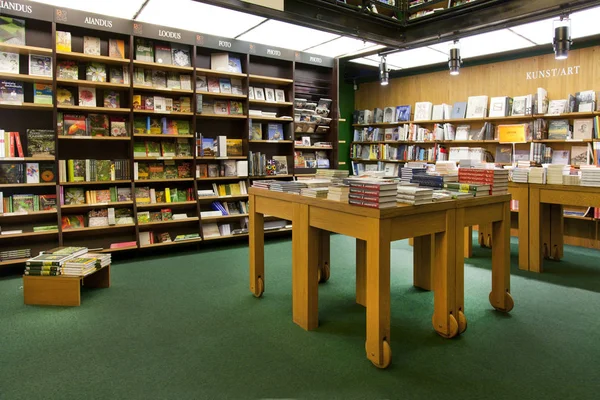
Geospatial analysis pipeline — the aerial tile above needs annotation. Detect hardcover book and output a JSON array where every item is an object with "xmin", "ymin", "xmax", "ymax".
[
  {"xmin": 548, "ymin": 120, "xmax": 570, "ymax": 140},
  {"xmin": 88, "ymin": 114, "xmax": 109, "ymax": 136},
  {"xmin": 64, "ymin": 188, "xmax": 85, "ymax": 205},
  {"xmin": 83, "ymin": 36, "xmax": 101, "ymax": 55},
  {"xmin": 0, "ymin": 51, "xmax": 18, "ymax": 73},
  {"xmin": 33, "ymin": 84, "xmax": 53, "ymax": 105},
  {"xmin": 56, "ymin": 87, "xmax": 74, "ymax": 106},
  {"xmin": 226, "ymin": 139, "xmax": 243, "ymax": 156},
  {"xmin": 231, "ymin": 78, "xmax": 244, "ymax": 95},
  {"xmin": 219, "ymin": 78, "xmax": 232, "ymax": 94},
  {"xmin": 155, "ymin": 44, "xmax": 172, "ymax": 65},
  {"xmin": 395, "ymin": 105, "xmax": 411, "ymax": 121},
  {"xmin": 451, "ymin": 102, "xmax": 467, "ymax": 119},
  {"xmin": 214, "ymin": 101, "xmax": 229, "ymax": 115},
  {"xmin": 110, "ymin": 117, "xmax": 128, "ymax": 136},
  {"xmin": 109, "ymin": 39, "xmax": 125, "ymax": 59},
  {"xmin": 63, "ymin": 114, "xmax": 87, "ymax": 136},
  {"xmin": 0, "ymin": 80, "xmax": 23, "ymax": 103},
  {"xmin": 86, "ymin": 62, "xmax": 107, "ymax": 82},
  {"xmin": 255, "ymin": 88, "xmax": 265, "ymax": 101},
  {"xmin": 196, "ymin": 76, "xmax": 208, "ymax": 92},
  {"xmin": 414, "ymin": 102, "xmax": 433, "ymax": 121},
  {"xmin": 56, "ymin": 31, "xmax": 71, "ymax": 52},
  {"xmin": 465, "ymin": 96, "xmax": 488, "ymax": 118},
  {"xmin": 57, "ymin": 60, "xmax": 78, "ymax": 80},
  {"xmin": 248, "ymin": 87, "xmax": 255, "ymax": 100},
  {"xmin": 268, "ymin": 123, "xmax": 284, "ymax": 140},
  {"xmin": 229, "ymin": 101, "xmax": 243, "ymax": 115},
  {"xmin": 0, "ymin": 17, "xmax": 25, "ymax": 45},
  {"xmin": 171, "ymin": 45, "xmax": 191, "ymax": 67},
  {"xmin": 573, "ymin": 119, "xmax": 593, "ymax": 140},
  {"xmin": 29, "ymin": 54, "xmax": 52, "ymax": 77},
  {"xmin": 67, "ymin": 159, "xmax": 86, "ymax": 182},
  {"xmin": 109, "ymin": 67, "xmax": 124, "ymax": 84},
  {"xmin": 61, "ymin": 215, "xmax": 84, "ymax": 230},
  {"xmin": 78, "ymin": 87, "xmax": 97, "ymax": 107},
  {"xmin": 27, "ymin": 130, "xmax": 55, "ymax": 156},
  {"xmin": 251, "ymin": 123, "xmax": 262, "ymax": 140},
  {"xmin": 167, "ymin": 72, "xmax": 181, "ymax": 89},
  {"xmin": 275, "ymin": 89, "xmax": 285, "ymax": 103},
  {"xmin": 151, "ymin": 70, "xmax": 167, "ymax": 88},
  {"xmin": 135, "ymin": 38, "xmax": 154, "ymax": 62},
  {"xmin": 265, "ymin": 88, "xmax": 275, "ymax": 102},
  {"xmin": 208, "ymin": 77, "xmax": 220, "ymax": 93},
  {"xmin": 176, "ymin": 139, "xmax": 191, "ymax": 156},
  {"xmin": 103, "ymin": 91, "xmax": 119, "ymax": 108},
  {"xmin": 180, "ymin": 74, "xmax": 192, "ymax": 90},
  {"xmin": 0, "ymin": 163, "xmax": 23, "ymax": 184},
  {"xmin": 571, "ymin": 145, "xmax": 590, "ymax": 166}
]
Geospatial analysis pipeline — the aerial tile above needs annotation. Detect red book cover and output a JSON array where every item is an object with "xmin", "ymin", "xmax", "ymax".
[
  {"xmin": 348, "ymin": 199, "xmax": 384, "ymax": 209},
  {"xmin": 349, "ymin": 187, "xmax": 396, "ymax": 196},
  {"xmin": 348, "ymin": 193, "xmax": 391, "ymax": 203},
  {"xmin": 14, "ymin": 132, "xmax": 24, "ymax": 157},
  {"xmin": 9, "ymin": 131, "xmax": 15, "ymax": 157}
]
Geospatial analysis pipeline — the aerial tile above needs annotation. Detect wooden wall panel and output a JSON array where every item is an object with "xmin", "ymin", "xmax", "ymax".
[{"xmin": 355, "ymin": 47, "xmax": 600, "ymax": 111}]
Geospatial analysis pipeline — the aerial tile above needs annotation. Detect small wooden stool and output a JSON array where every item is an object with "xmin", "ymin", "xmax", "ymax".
[{"xmin": 23, "ymin": 265, "xmax": 111, "ymax": 306}]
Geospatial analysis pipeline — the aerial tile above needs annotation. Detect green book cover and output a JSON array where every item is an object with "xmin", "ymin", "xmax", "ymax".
[
  {"xmin": 176, "ymin": 139, "xmax": 191, "ymax": 156},
  {"xmin": 0, "ymin": 17, "xmax": 26, "ymax": 45},
  {"xmin": 161, "ymin": 141, "xmax": 176, "ymax": 157},
  {"xmin": 137, "ymin": 163, "xmax": 149, "ymax": 180},
  {"xmin": 64, "ymin": 187, "xmax": 85, "ymax": 205},
  {"xmin": 146, "ymin": 141, "xmax": 160, "ymax": 157},
  {"xmin": 134, "ymin": 141, "xmax": 147, "ymax": 157},
  {"xmin": 12, "ymin": 194, "xmax": 35, "ymax": 213},
  {"xmin": 26, "ymin": 129, "xmax": 55, "ymax": 157},
  {"xmin": 133, "ymin": 118, "xmax": 147, "ymax": 135},
  {"xmin": 165, "ymin": 163, "xmax": 178, "ymax": 179},
  {"xmin": 137, "ymin": 211, "xmax": 150, "ymax": 224},
  {"xmin": 96, "ymin": 160, "xmax": 112, "ymax": 181},
  {"xmin": 110, "ymin": 186, "xmax": 117, "ymax": 202},
  {"xmin": 177, "ymin": 120, "xmax": 190, "ymax": 135},
  {"xmin": 135, "ymin": 38, "xmax": 154, "ymax": 62},
  {"xmin": 148, "ymin": 163, "xmax": 165, "ymax": 180},
  {"xmin": 67, "ymin": 159, "xmax": 86, "ymax": 182},
  {"xmin": 177, "ymin": 190, "xmax": 187, "ymax": 202},
  {"xmin": 88, "ymin": 114, "xmax": 109, "ymax": 136}
]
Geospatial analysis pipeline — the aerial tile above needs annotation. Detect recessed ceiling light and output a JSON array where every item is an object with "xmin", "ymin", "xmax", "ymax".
[{"xmin": 237, "ymin": 19, "xmax": 339, "ymax": 51}]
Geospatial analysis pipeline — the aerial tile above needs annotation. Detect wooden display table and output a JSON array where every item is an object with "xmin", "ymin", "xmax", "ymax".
[
  {"xmin": 529, "ymin": 184, "xmax": 600, "ymax": 272},
  {"xmin": 248, "ymin": 188, "xmax": 513, "ymax": 368},
  {"xmin": 23, "ymin": 265, "xmax": 111, "ymax": 306}
]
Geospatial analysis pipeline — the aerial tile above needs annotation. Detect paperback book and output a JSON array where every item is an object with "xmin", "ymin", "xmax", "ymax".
[{"xmin": 29, "ymin": 54, "xmax": 52, "ymax": 77}]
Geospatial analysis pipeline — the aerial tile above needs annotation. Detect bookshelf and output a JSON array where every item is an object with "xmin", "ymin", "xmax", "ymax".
[{"xmin": 0, "ymin": 2, "xmax": 337, "ymax": 267}]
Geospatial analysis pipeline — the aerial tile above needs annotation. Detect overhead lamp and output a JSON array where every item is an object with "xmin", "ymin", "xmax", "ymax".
[
  {"xmin": 379, "ymin": 56, "xmax": 389, "ymax": 86},
  {"xmin": 553, "ymin": 16, "xmax": 572, "ymax": 60},
  {"xmin": 448, "ymin": 40, "xmax": 462, "ymax": 76}
]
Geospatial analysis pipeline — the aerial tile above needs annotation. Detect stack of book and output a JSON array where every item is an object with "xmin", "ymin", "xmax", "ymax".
[
  {"xmin": 300, "ymin": 187, "xmax": 329, "ymax": 198},
  {"xmin": 458, "ymin": 168, "xmax": 509, "ymax": 195},
  {"xmin": 251, "ymin": 180, "xmax": 277, "ymax": 190},
  {"xmin": 411, "ymin": 173, "xmax": 453, "ymax": 189},
  {"xmin": 396, "ymin": 186, "xmax": 434, "ymax": 205},
  {"xmin": 512, "ymin": 165, "xmax": 530, "ymax": 183},
  {"xmin": 269, "ymin": 181, "xmax": 307, "ymax": 194},
  {"xmin": 62, "ymin": 253, "xmax": 111, "ymax": 277},
  {"xmin": 1, "ymin": 248, "xmax": 31, "ymax": 262},
  {"xmin": 400, "ymin": 162, "xmax": 427, "ymax": 183},
  {"xmin": 348, "ymin": 180, "xmax": 397, "ymax": 209},
  {"xmin": 443, "ymin": 182, "xmax": 490, "ymax": 197},
  {"xmin": 562, "ymin": 174, "xmax": 581, "ymax": 185},
  {"xmin": 529, "ymin": 167, "xmax": 546, "ymax": 184},
  {"xmin": 580, "ymin": 166, "xmax": 600, "ymax": 187},
  {"xmin": 547, "ymin": 164, "xmax": 567, "ymax": 185},
  {"xmin": 327, "ymin": 185, "xmax": 349, "ymax": 203},
  {"xmin": 23, "ymin": 246, "xmax": 88, "ymax": 276},
  {"xmin": 315, "ymin": 169, "xmax": 349, "ymax": 184}
]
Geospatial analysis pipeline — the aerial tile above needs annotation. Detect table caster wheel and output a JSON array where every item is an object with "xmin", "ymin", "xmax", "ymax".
[
  {"xmin": 318, "ymin": 263, "xmax": 330, "ymax": 283},
  {"xmin": 486, "ymin": 235, "xmax": 492, "ymax": 248},
  {"xmin": 432, "ymin": 314, "xmax": 459, "ymax": 339},
  {"xmin": 366, "ymin": 340, "xmax": 392, "ymax": 369},
  {"xmin": 253, "ymin": 277, "xmax": 264, "ymax": 298},
  {"xmin": 458, "ymin": 311, "xmax": 467, "ymax": 334},
  {"xmin": 489, "ymin": 291, "xmax": 514, "ymax": 313},
  {"xmin": 552, "ymin": 246, "xmax": 560, "ymax": 260}
]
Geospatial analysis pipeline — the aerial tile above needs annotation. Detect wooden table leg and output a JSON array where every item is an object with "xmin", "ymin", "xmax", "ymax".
[
  {"xmin": 356, "ymin": 238, "xmax": 366, "ymax": 307},
  {"xmin": 550, "ymin": 204, "xmax": 564, "ymax": 260},
  {"xmin": 464, "ymin": 226, "xmax": 473, "ymax": 258},
  {"xmin": 529, "ymin": 187, "xmax": 543, "ymax": 273},
  {"xmin": 318, "ymin": 230, "xmax": 331, "ymax": 283},
  {"xmin": 517, "ymin": 195, "xmax": 529, "ymax": 271},
  {"xmin": 489, "ymin": 202, "xmax": 514, "ymax": 313},
  {"xmin": 455, "ymin": 210, "xmax": 467, "ymax": 334},
  {"xmin": 292, "ymin": 203, "xmax": 319, "ymax": 331},
  {"xmin": 432, "ymin": 209, "xmax": 458, "ymax": 339},
  {"xmin": 413, "ymin": 234, "xmax": 433, "ymax": 291},
  {"xmin": 365, "ymin": 220, "xmax": 392, "ymax": 369},
  {"xmin": 249, "ymin": 194, "xmax": 265, "ymax": 297},
  {"xmin": 83, "ymin": 265, "xmax": 110, "ymax": 288}
]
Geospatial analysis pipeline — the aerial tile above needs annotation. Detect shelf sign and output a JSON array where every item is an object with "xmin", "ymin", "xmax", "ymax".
[
  {"xmin": 133, "ymin": 22, "xmax": 195, "ymax": 45},
  {"xmin": 53, "ymin": 8, "xmax": 131, "ymax": 35},
  {"xmin": 196, "ymin": 33, "xmax": 246, "ymax": 53},
  {"xmin": 248, "ymin": 42, "xmax": 293, "ymax": 61},
  {"xmin": 498, "ymin": 124, "xmax": 527, "ymax": 143},
  {"xmin": 0, "ymin": 0, "xmax": 52, "ymax": 20},
  {"xmin": 295, "ymin": 51, "xmax": 334, "ymax": 68},
  {"xmin": 526, "ymin": 66, "xmax": 581, "ymax": 80}
]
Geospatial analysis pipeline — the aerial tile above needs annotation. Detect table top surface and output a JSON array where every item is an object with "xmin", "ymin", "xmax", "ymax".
[
  {"xmin": 529, "ymin": 183, "xmax": 600, "ymax": 192},
  {"xmin": 249, "ymin": 188, "xmax": 510, "ymax": 219}
]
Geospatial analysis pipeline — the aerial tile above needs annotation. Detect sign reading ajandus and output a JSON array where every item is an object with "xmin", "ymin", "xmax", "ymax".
[{"xmin": 526, "ymin": 66, "xmax": 581, "ymax": 80}]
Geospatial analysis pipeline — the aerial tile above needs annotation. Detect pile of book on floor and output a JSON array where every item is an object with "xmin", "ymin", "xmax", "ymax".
[
  {"xmin": 547, "ymin": 164, "xmax": 568, "ymax": 185},
  {"xmin": 348, "ymin": 180, "xmax": 397, "ymax": 209},
  {"xmin": 458, "ymin": 166, "xmax": 509, "ymax": 195},
  {"xmin": 1, "ymin": 248, "xmax": 31, "ymax": 262},
  {"xmin": 327, "ymin": 184, "xmax": 349, "ymax": 202},
  {"xmin": 23, "ymin": 247, "xmax": 110, "ymax": 276},
  {"xmin": 396, "ymin": 185, "xmax": 434, "ymax": 205},
  {"xmin": 269, "ymin": 181, "xmax": 307, "ymax": 194},
  {"xmin": 512, "ymin": 162, "xmax": 530, "ymax": 183},
  {"xmin": 580, "ymin": 166, "xmax": 600, "ymax": 187},
  {"xmin": 528, "ymin": 167, "xmax": 546, "ymax": 184}
]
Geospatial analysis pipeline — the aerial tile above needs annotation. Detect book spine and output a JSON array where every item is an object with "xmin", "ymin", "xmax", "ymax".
[
  {"xmin": 9, "ymin": 132, "xmax": 15, "ymax": 157},
  {"xmin": 14, "ymin": 132, "xmax": 24, "ymax": 157},
  {"xmin": 348, "ymin": 193, "xmax": 388, "ymax": 203},
  {"xmin": 348, "ymin": 199, "xmax": 383, "ymax": 209}
]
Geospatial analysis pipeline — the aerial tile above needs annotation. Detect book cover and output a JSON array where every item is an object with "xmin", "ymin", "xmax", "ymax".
[
  {"xmin": 231, "ymin": 78, "xmax": 244, "ymax": 95},
  {"xmin": 571, "ymin": 145, "xmax": 590, "ymax": 166},
  {"xmin": 161, "ymin": 141, "xmax": 176, "ymax": 157},
  {"xmin": 0, "ymin": 80, "xmax": 23, "ymax": 103},
  {"xmin": 56, "ymin": 31, "xmax": 71, "ymax": 52},
  {"xmin": 148, "ymin": 163, "xmax": 165, "ymax": 180},
  {"xmin": 248, "ymin": 87, "xmax": 255, "ymax": 100},
  {"xmin": 39, "ymin": 163, "xmax": 55, "ymax": 182},
  {"xmin": 155, "ymin": 44, "xmax": 172, "ymax": 64},
  {"xmin": 83, "ymin": 36, "xmax": 101, "ymax": 55},
  {"xmin": 177, "ymin": 162, "xmax": 191, "ymax": 178},
  {"xmin": 213, "ymin": 101, "xmax": 229, "ymax": 115},
  {"xmin": 56, "ymin": 87, "xmax": 74, "ymax": 106},
  {"xmin": 196, "ymin": 76, "xmax": 208, "ymax": 92},
  {"xmin": 166, "ymin": 72, "xmax": 181, "ymax": 89},
  {"xmin": 180, "ymin": 74, "xmax": 192, "ymax": 90},
  {"xmin": 267, "ymin": 123, "xmax": 284, "ymax": 140},
  {"xmin": 109, "ymin": 67, "xmax": 124, "ymax": 84},
  {"xmin": 395, "ymin": 105, "xmax": 411, "ymax": 121},
  {"xmin": 272, "ymin": 156, "xmax": 288, "ymax": 175},
  {"xmin": 63, "ymin": 114, "xmax": 86, "ymax": 136},
  {"xmin": 229, "ymin": 101, "xmax": 243, "ymax": 115},
  {"xmin": 0, "ymin": 51, "xmax": 18, "ymax": 73},
  {"xmin": 135, "ymin": 38, "xmax": 154, "ymax": 62},
  {"xmin": 201, "ymin": 138, "xmax": 214, "ymax": 156},
  {"xmin": 67, "ymin": 159, "xmax": 86, "ymax": 182},
  {"xmin": 33, "ymin": 83, "xmax": 53, "ymax": 105},
  {"xmin": 208, "ymin": 77, "xmax": 220, "ymax": 93},
  {"xmin": 25, "ymin": 163, "xmax": 39, "ymax": 183},
  {"xmin": 0, "ymin": 163, "xmax": 23, "ymax": 183},
  {"xmin": 110, "ymin": 117, "xmax": 128, "ymax": 136},
  {"xmin": 164, "ymin": 163, "xmax": 178, "ymax": 179},
  {"xmin": 176, "ymin": 139, "xmax": 191, "ymax": 156},
  {"xmin": 88, "ymin": 114, "xmax": 109, "ymax": 136},
  {"xmin": 179, "ymin": 97, "xmax": 191, "ymax": 113},
  {"xmin": 78, "ymin": 86, "xmax": 97, "ymax": 107},
  {"xmin": 86, "ymin": 62, "xmax": 107, "ymax": 82},
  {"xmin": 61, "ymin": 215, "xmax": 84, "ymax": 230},
  {"xmin": 146, "ymin": 141, "xmax": 161, "ymax": 157},
  {"xmin": 28, "ymin": 54, "xmax": 52, "ymax": 77},
  {"xmin": 451, "ymin": 102, "xmax": 467, "ymax": 119},
  {"xmin": 226, "ymin": 139, "xmax": 243, "ymax": 156},
  {"xmin": 149, "ymin": 118, "xmax": 161, "ymax": 134},
  {"xmin": 0, "ymin": 17, "xmax": 25, "ymax": 45},
  {"xmin": 96, "ymin": 160, "xmax": 112, "ymax": 181},
  {"xmin": 219, "ymin": 78, "xmax": 232, "ymax": 94},
  {"xmin": 145, "ymin": 96, "xmax": 155, "ymax": 111},
  {"xmin": 109, "ymin": 39, "xmax": 125, "ymax": 59},
  {"xmin": 103, "ymin": 91, "xmax": 119, "ymax": 108},
  {"xmin": 171, "ymin": 45, "xmax": 191, "ymax": 67},
  {"xmin": 57, "ymin": 60, "xmax": 78, "ymax": 80},
  {"xmin": 548, "ymin": 120, "xmax": 570, "ymax": 140},
  {"xmin": 573, "ymin": 119, "xmax": 593, "ymax": 140},
  {"xmin": 27, "ymin": 129, "xmax": 55, "ymax": 156},
  {"xmin": 133, "ymin": 67, "xmax": 146, "ymax": 85},
  {"xmin": 275, "ymin": 89, "xmax": 286, "ymax": 103},
  {"xmin": 228, "ymin": 56, "xmax": 242, "ymax": 73},
  {"xmin": 134, "ymin": 141, "xmax": 147, "ymax": 157},
  {"xmin": 151, "ymin": 70, "xmax": 167, "ymax": 88},
  {"xmin": 39, "ymin": 194, "xmax": 57, "ymax": 210},
  {"xmin": 133, "ymin": 95, "xmax": 142, "ymax": 110}
]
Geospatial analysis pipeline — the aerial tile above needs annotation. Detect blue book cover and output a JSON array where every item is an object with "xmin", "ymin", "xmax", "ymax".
[
  {"xmin": 451, "ymin": 102, "xmax": 467, "ymax": 119},
  {"xmin": 267, "ymin": 123, "xmax": 284, "ymax": 140},
  {"xmin": 201, "ymin": 138, "xmax": 214, "ymax": 156},
  {"xmin": 395, "ymin": 105, "xmax": 411, "ymax": 122},
  {"xmin": 228, "ymin": 56, "xmax": 242, "ymax": 73}
]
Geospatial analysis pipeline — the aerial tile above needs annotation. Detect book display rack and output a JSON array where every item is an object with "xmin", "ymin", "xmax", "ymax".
[{"xmin": 0, "ymin": 1, "xmax": 338, "ymax": 265}]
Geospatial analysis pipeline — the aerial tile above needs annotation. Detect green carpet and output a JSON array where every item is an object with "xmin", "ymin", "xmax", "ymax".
[{"xmin": 1, "ymin": 235, "xmax": 599, "ymax": 400}]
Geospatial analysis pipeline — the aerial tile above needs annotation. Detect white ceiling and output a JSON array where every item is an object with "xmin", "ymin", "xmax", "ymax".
[{"xmin": 30, "ymin": 1, "xmax": 600, "ymax": 65}]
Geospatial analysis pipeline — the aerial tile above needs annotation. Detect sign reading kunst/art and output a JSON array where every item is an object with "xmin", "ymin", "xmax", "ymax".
[{"xmin": 526, "ymin": 66, "xmax": 581, "ymax": 80}]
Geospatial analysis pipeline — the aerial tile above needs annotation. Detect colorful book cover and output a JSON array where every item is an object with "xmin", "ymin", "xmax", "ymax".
[
  {"xmin": 133, "ymin": 118, "xmax": 147, "ymax": 135},
  {"xmin": 63, "ymin": 114, "xmax": 87, "ymax": 136},
  {"xmin": 56, "ymin": 60, "xmax": 78, "ymax": 80},
  {"xmin": 213, "ymin": 101, "xmax": 229, "ymax": 115},
  {"xmin": 0, "ymin": 80, "xmax": 23, "ymax": 103},
  {"xmin": 164, "ymin": 163, "xmax": 178, "ymax": 179},
  {"xmin": 27, "ymin": 130, "xmax": 55, "ymax": 156},
  {"xmin": 201, "ymin": 138, "xmax": 214, "ymax": 156},
  {"xmin": 229, "ymin": 101, "xmax": 243, "ymax": 115},
  {"xmin": 12, "ymin": 194, "xmax": 35, "ymax": 212},
  {"xmin": 177, "ymin": 120, "xmax": 190, "ymax": 135},
  {"xmin": 109, "ymin": 39, "xmax": 125, "ymax": 59},
  {"xmin": 39, "ymin": 162, "xmax": 56, "ymax": 182},
  {"xmin": 161, "ymin": 141, "xmax": 176, "ymax": 157},
  {"xmin": 64, "ymin": 188, "xmax": 85, "ymax": 205},
  {"xmin": 219, "ymin": 78, "xmax": 232, "ymax": 94},
  {"xmin": 103, "ymin": 91, "xmax": 120, "ymax": 108},
  {"xmin": 251, "ymin": 123, "xmax": 262, "ymax": 140},
  {"xmin": 56, "ymin": 87, "xmax": 74, "ymax": 106},
  {"xmin": 29, "ymin": 54, "xmax": 52, "ymax": 77},
  {"xmin": 56, "ymin": 31, "xmax": 72, "ymax": 52},
  {"xmin": 196, "ymin": 76, "xmax": 208, "ymax": 92},
  {"xmin": 88, "ymin": 114, "xmax": 109, "ymax": 136},
  {"xmin": 207, "ymin": 77, "xmax": 220, "ymax": 93},
  {"xmin": 61, "ymin": 215, "xmax": 85, "ymax": 230},
  {"xmin": 133, "ymin": 95, "xmax": 142, "ymax": 110},
  {"xmin": 179, "ymin": 97, "xmax": 191, "ymax": 113},
  {"xmin": 96, "ymin": 160, "xmax": 112, "ymax": 181},
  {"xmin": 177, "ymin": 162, "xmax": 191, "ymax": 178},
  {"xmin": 110, "ymin": 117, "xmax": 128, "ymax": 137},
  {"xmin": 25, "ymin": 162, "xmax": 39, "ymax": 183},
  {"xmin": 83, "ymin": 36, "xmax": 101, "ymax": 55},
  {"xmin": 268, "ymin": 123, "xmax": 284, "ymax": 140},
  {"xmin": 148, "ymin": 163, "xmax": 165, "ymax": 179},
  {"xmin": 149, "ymin": 118, "xmax": 161, "ymax": 134},
  {"xmin": 176, "ymin": 139, "xmax": 191, "ymax": 156},
  {"xmin": 117, "ymin": 187, "xmax": 132, "ymax": 201},
  {"xmin": 86, "ymin": 63, "xmax": 107, "ymax": 82},
  {"xmin": 146, "ymin": 141, "xmax": 160, "ymax": 157},
  {"xmin": 226, "ymin": 139, "xmax": 243, "ymax": 156},
  {"xmin": 0, "ymin": 164, "xmax": 23, "ymax": 184},
  {"xmin": 68, "ymin": 159, "xmax": 86, "ymax": 182},
  {"xmin": 0, "ymin": 17, "xmax": 26, "ymax": 45},
  {"xmin": 39, "ymin": 194, "xmax": 57, "ymax": 210},
  {"xmin": 78, "ymin": 86, "xmax": 97, "ymax": 107},
  {"xmin": 33, "ymin": 84, "xmax": 53, "ymax": 105}
]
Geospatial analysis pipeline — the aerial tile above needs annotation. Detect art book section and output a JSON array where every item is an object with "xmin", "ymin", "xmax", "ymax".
[
  {"xmin": 351, "ymin": 45, "xmax": 600, "ymax": 261},
  {"xmin": 0, "ymin": 3, "xmax": 339, "ymax": 266}
]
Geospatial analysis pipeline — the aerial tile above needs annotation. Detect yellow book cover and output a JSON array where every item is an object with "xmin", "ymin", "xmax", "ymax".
[
  {"xmin": 56, "ymin": 31, "xmax": 72, "ymax": 52},
  {"xmin": 165, "ymin": 188, "xmax": 171, "ymax": 203}
]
